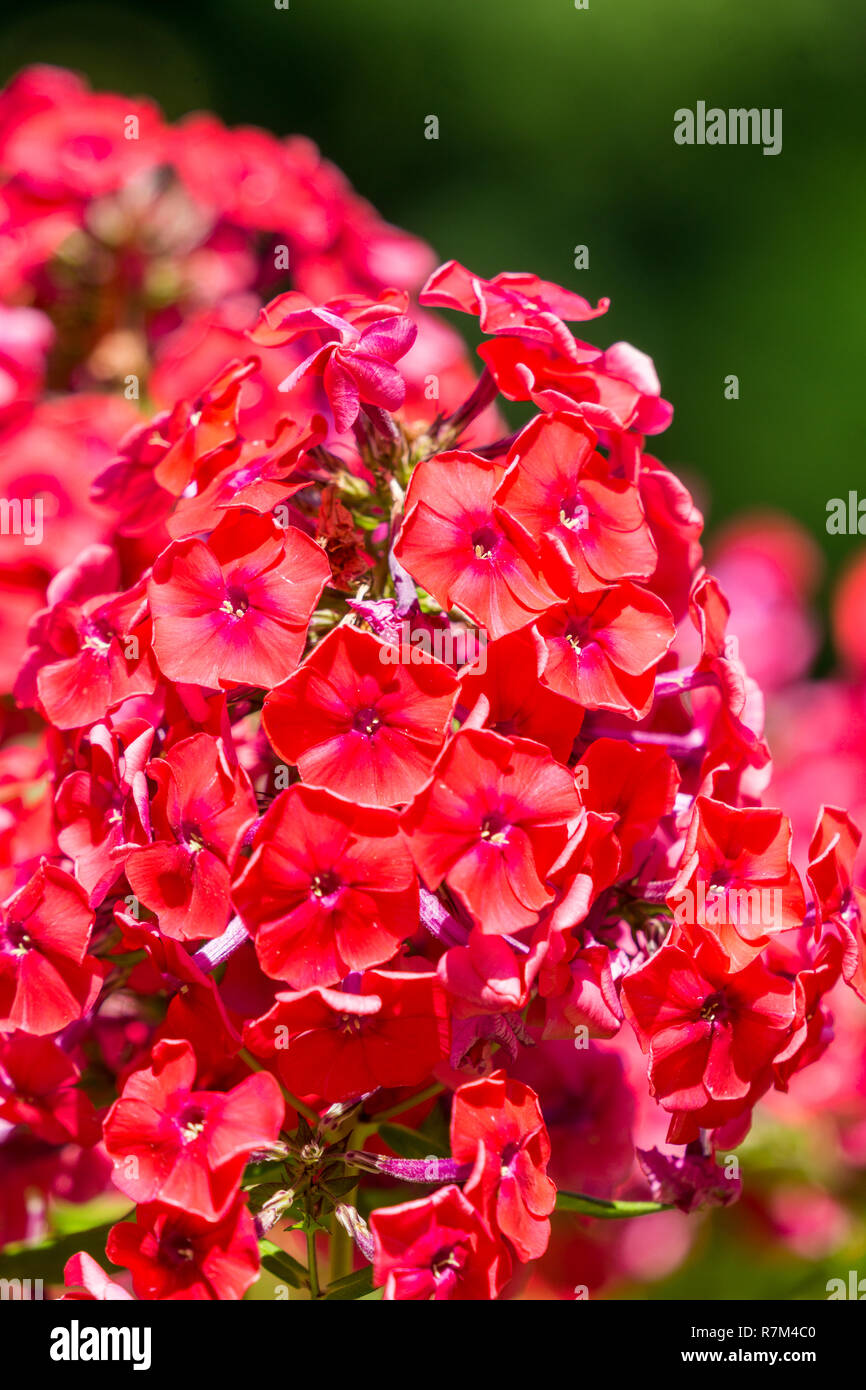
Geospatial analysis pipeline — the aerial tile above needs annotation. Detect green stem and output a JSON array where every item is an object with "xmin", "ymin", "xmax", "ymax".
[
  {"xmin": 370, "ymin": 1081, "xmax": 445, "ymax": 1123},
  {"xmin": 306, "ymin": 1221, "xmax": 321, "ymax": 1299},
  {"xmin": 555, "ymin": 1191, "xmax": 672, "ymax": 1219}
]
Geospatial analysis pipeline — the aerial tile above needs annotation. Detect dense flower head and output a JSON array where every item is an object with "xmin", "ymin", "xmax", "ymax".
[{"xmin": 0, "ymin": 63, "xmax": 861, "ymax": 1303}]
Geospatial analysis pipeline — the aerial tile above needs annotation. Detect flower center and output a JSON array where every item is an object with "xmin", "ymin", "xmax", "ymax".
[
  {"xmin": 182, "ymin": 821, "xmax": 205, "ymax": 852},
  {"xmin": 471, "ymin": 525, "xmax": 498, "ymax": 561},
  {"xmin": 82, "ymin": 619, "xmax": 112, "ymax": 654},
  {"xmin": 178, "ymin": 1105, "xmax": 207, "ymax": 1143},
  {"xmin": 430, "ymin": 1246, "xmax": 464, "ymax": 1280},
  {"xmin": 351, "ymin": 705, "xmax": 382, "ymax": 737},
  {"xmin": 559, "ymin": 494, "xmax": 587, "ymax": 531},
  {"xmin": 310, "ymin": 870, "xmax": 341, "ymax": 900},
  {"xmin": 221, "ymin": 587, "xmax": 249, "ymax": 619},
  {"xmin": 480, "ymin": 813, "xmax": 509, "ymax": 847},
  {"xmin": 564, "ymin": 618, "xmax": 586, "ymax": 653},
  {"xmin": 4, "ymin": 920, "xmax": 32, "ymax": 956},
  {"xmin": 700, "ymin": 992, "xmax": 726, "ymax": 1023}
]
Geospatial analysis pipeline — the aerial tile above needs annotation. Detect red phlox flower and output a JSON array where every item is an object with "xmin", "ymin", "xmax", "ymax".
[
  {"xmin": 621, "ymin": 938, "xmax": 797, "ymax": 1142},
  {"xmin": 457, "ymin": 626, "xmax": 584, "ymax": 763},
  {"xmin": 450, "ymin": 1070, "xmax": 557, "ymax": 1263},
  {"xmin": 478, "ymin": 334, "xmax": 672, "ymax": 437},
  {"xmin": 574, "ymin": 737, "xmax": 680, "ymax": 877},
  {"xmin": 262, "ymin": 624, "xmax": 459, "ymax": 807},
  {"xmin": 769, "ymin": 928, "xmax": 845, "ymax": 1089},
  {"xmin": 125, "ymin": 733, "xmax": 257, "ymax": 941},
  {"xmin": 419, "ymin": 260, "xmax": 608, "ymax": 344},
  {"xmin": 637, "ymin": 451, "xmax": 704, "ymax": 621},
  {"xmin": 93, "ymin": 358, "xmax": 261, "ymax": 537},
  {"xmin": 103, "ymin": 1037, "xmax": 284, "ymax": 1221},
  {"xmin": 401, "ymin": 728, "xmax": 583, "ymax": 935},
  {"xmin": 667, "ymin": 796, "xmax": 807, "ymax": 972},
  {"xmin": 438, "ymin": 929, "xmax": 545, "ymax": 1018},
  {"xmin": 55, "ymin": 717, "xmax": 154, "ymax": 906},
  {"xmin": 533, "ymin": 565, "xmax": 676, "ymax": 719},
  {"xmin": 148, "ymin": 512, "xmax": 330, "ymax": 689},
  {"xmin": 232, "ymin": 782, "xmax": 419, "ymax": 988},
  {"xmin": 536, "ymin": 938, "xmax": 624, "ymax": 1041},
  {"xmin": 166, "ymin": 412, "xmax": 327, "ymax": 541},
  {"xmin": 685, "ymin": 572, "xmax": 771, "ymax": 793},
  {"xmin": 394, "ymin": 450, "xmax": 557, "ymax": 638},
  {"xmin": 0, "ymin": 862, "xmax": 101, "ymax": 1035},
  {"xmin": 497, "ymin": 412, "xmax": 657, "ymax": 589},
  {"xmin": 807, "ymin": 804, "xmax": 861, "ymax": 933},
  {"xmin": 0, "ymin": 1032, "xmax": 101, "ymax": 1146},
  {"xmin": 541, "ymin": 807, "xmax": 622, "ymax": 933},
  {"xmin": 249, "ymin": 289, "xmax": 417, "ymax": 431},
  {"xmin": 243, "ymin": 969, "xmax": 449, "ymax": 1103},
  {"xmin": 106, "ymin": 1196, "xmax": 260, "ymax": 1301},
  {"xmin": 371, "ymin": 1183, "xmax": 506, "ymax": 1300},
  {"xmin": 15, "ymin": 546, "xmax": 157, "ymax": 730}
]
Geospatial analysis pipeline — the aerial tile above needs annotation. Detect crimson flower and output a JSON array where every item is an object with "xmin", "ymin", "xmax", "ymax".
[
  {"xmin": 249, "ymin": 289, "xmax": 417, "ymax": 431},
  {"xmin": 401, "ymin": 728, "xmax": 583, "ymax": 935},
  {"xmin": 420, "ymin": 260, "xmax": 608, "ymax": 343},
  {"xmin": 498, "ymin": 411, "xmax": 657, "ymax": 588},
  {"xmin": 149, "ymin": 513, "xmax": 330, "ymax": 689},
  {"xmin": 534, "ymin": 574, "xmax": 676, "ymax": 719},
  {"xmin": 15, "ymin": 548, "xmax": 156, "ymax": 730},
  {"xmin": 575, "ymin": 738, "xmax": 680, "ymax": 876},
  {"xmin": 93, "ymin": 357, "xmax": 259, "ymax": 535},
  {"xmin": 243, "ymin": 970, "xmax": 449, "ymax": 1103},
  {"xmin": 371, "ymin": 1184, "xmax": 504, "ymax": 1301},
  {"xmin": 479, "ymin": 335, "xmax": 673, "ymax": 437},
  {"xmin": 55, "ymin": 718, "xmax": 154, "ymax": 906},
  {"xmin": 457, "ymin": 627, "xmax": 584, "ymax": 763},
  {"xmin": 621, "ymin": 939, "xmax": 797, "ymax": 1141},
  {"xmin": 0, "ymin": 1033, "xmax": 101, "ymax": 1146},
  {"xmin": 668, "ymin": 797, "xmax": 807, "ymax": 971},
  {"xmin": 394, "ymin": 450, "xmax": 556, "ymax": 638},
  {"xmin": 450, "ymin": 1070, "xmax": 556, "ymax": 1262},
  {"xmin": 103, "ymin": 1038, "xmax": 283, "ymax": 1222},
  {"xmin": 62, "ymin": 1253, "xmax": 132, "ymax": 1302},
  {"xmin": 0, "ymin": 863, "xmax": 100, "ymax": 1035},
  {"xmin": 232, "ymin": 783, "xmax": 419, "ymax": 988},
  {"xmin": 167, "ymin": 413, "xmax": 326, "ymax": 541},
  {"xmin": 263, "ymin": 625, "xmax": 459, "ymax": 807},
  {"xmin": 106, "ymin": 1197, "xmax": 260, "ymax": 1301},
  {"xmin": 125, "ymin": 733, "xmax": 257, "ymax": 941}
]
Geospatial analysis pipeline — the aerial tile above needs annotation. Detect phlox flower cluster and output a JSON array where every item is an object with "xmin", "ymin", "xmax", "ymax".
[{"xmin": 0, "ymin": 65, "xmax": 862, "ymax": 1302}]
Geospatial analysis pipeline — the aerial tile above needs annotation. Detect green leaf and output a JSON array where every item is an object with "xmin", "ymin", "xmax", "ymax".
[
  {"xmin": 0, "ymin": 1217, "xmax": 128, "ymax": 1284},
  {"xmin": 259, "ymin": 1241, "xmax": 308, "ymax": 1289},
  {"xmin": 320, "ymin": 1176, "xmax": 360, "ymax": 1200},
  {"xmin": 377, "ymin": 1123, "xmax": 447, "ymax": 1160},
  {"xmin": 555, "ymin": 1191, "xmax": 671, "ymax": 1219},
  {"xmin": 323, "ymin": 1266, "xmax": 375, "ymax": 1300},
  {"xmin": 357, "ymin": 1285, "xmax": 385, "ymax": 1300}
]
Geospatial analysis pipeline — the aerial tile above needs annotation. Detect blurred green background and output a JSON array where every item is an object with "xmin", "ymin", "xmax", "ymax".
[{"xmin": 2, "ymin": 0, "xmax": 865, "ymax": 589}]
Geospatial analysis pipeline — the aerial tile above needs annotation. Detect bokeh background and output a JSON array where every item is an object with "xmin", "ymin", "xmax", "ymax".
[
  {"xmin": 2, "ymin": 0, "xmax": 865, "ymax": 602},
  {"xmin": 2, "ymin": 0, "xmax": 866, "ymax": 1301}
]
